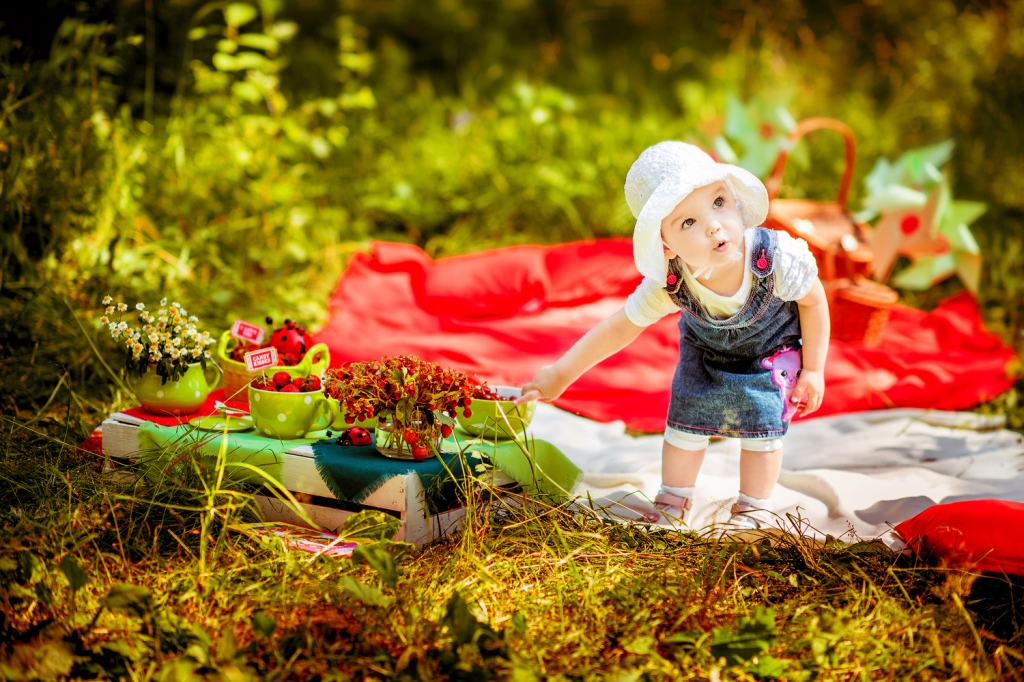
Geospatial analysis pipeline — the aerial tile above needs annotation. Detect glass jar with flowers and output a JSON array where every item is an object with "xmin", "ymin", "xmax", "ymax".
[
  {"xmin": 324, "ymin": 355, "xmax": 473, "ymax": 460},
  {"xmin": 100, "ymin": 296, "xmax": 221, "ymax": 415}
]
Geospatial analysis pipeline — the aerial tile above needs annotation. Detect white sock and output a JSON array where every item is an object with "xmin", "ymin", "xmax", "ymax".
[
  {"xmin": 737, "ymin": 492, "xmax": 771, "ymax": 509},
  {"xmin": 661, "ymin": 484, "xmax": 695, "ymax": 500}
]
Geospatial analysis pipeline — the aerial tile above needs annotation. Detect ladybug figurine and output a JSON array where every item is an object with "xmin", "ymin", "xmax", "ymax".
[
  {"xmin": 266, "ymin": 316, "xmax": 314, "ymax": 359},
  {"xmin": 337, "ymin": 426, "xmax": 372, "ymax": 447}
]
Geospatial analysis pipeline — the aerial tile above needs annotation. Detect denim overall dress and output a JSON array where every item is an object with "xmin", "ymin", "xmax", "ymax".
[{"xmin": 665, "ymin": 227, "xmax": 803, "ymax": 439}]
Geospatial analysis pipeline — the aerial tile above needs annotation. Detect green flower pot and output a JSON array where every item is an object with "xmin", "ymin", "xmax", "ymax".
[
  {"xmin": 129, "ymin": 362, "xmax": 222, "ymax": 416},
  {"xmin": 249, "ymin": 386, "xmax": 338, "ymax": 440},
  {"xmin": 456, "ymin": 385, "xmax": 536, "ymax": 439}
]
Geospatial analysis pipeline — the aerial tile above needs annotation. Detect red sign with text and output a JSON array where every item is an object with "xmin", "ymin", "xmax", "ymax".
[
  {"xmin": 244, "ymin": 347, "xmax": 278, "ymax": 372},
  {"xmin": 231, "ymin": 319, "xmax": 266, "ymax": 345}
]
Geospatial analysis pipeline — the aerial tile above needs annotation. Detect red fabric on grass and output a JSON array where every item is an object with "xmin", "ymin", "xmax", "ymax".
[
  {"xmin": 895, "ymin": 500, "xmax": 1024, "ymax": 575},
  {"xmin": 314, "ymin": 240, "xmax": 1019, "ymax": 432}
]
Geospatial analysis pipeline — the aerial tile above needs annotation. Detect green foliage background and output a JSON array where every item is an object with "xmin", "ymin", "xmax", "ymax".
[{"xmin": 2, "ymin": 0, "xmax": 1024, "ymax": 426}]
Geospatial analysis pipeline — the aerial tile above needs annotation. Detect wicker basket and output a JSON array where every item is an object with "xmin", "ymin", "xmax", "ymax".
[
  {"xmin": 763, "ymin": 117, "xmax": 875, "ymax": 281},
  {"xmin": 826, "ymin": 276, "xmax": 899, "ymax": 346},
  {"xmin": 216, "ymin": 330, "xmax": 331, "ymax": 405}
]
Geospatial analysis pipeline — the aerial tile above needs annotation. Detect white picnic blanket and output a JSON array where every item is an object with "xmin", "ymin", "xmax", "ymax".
[{"xmin": 529, "ymin": 404, "xmax": 1024, "ymax": 542}]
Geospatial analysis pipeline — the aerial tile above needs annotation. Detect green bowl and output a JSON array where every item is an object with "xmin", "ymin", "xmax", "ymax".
[{"xmin": 456, "ymin": 385, "xmax": 536, "ymax": 439}]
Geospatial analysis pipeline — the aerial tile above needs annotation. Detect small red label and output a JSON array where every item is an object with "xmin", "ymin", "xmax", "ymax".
[
  {"xmin": 244, "ymin": 347, "xmax": 278, "ymax": 372},
  {"xmin": 231, "ymin": 319, "xmax": 266, "ymax": 345}
]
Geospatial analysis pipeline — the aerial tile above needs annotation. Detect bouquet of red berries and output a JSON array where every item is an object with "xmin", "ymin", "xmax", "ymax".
[
  {"xmin": 324, "ymin": 355, "xmax": 472, "ymax": 459},
  {"xmin": 251, "ymin": 372, "xmax": 323, "ymax": 393}
]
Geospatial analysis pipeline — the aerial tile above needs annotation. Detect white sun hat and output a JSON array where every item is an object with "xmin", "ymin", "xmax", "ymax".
[{"xmin": 624, "ymin": 141, "xmax": 769, "ymax": 281}]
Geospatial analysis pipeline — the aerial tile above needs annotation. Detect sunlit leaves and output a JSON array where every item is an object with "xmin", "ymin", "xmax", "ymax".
[
  {"xmin": 58, "ymin": 556, "xmax": 88, "ymax": 593},
  {"xmin": 709, "ymin": 606, "xmax": 778, "ymax": 666},
  {"xmin": 224, "ymin": 3, "xmax": 258, "ymax": 29},
  {"xmin": 339, "ymin": 509, "xmax": 401, "ymax": 542}
]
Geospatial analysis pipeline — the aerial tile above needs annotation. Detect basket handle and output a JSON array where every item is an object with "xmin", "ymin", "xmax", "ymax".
[{"xmin": 765, "ymin": 117, "xmax": 857, "ymax": 209}]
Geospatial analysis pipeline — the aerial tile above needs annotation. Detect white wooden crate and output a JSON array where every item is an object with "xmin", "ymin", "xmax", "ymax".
[{"xmin": 100, "ymin": 413, "xmax": 514, "ymax": 547}]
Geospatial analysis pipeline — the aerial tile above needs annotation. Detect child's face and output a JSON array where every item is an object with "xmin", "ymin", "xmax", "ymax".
[{"xmin": 660, "ymin": 181, "xmax": 745, "ymax": 273}]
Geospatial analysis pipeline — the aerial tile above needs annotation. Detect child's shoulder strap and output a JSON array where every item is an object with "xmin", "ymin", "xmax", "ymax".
[{"xmin": 749, "ymin": 227, "xmax": 778, "ymax": 279}]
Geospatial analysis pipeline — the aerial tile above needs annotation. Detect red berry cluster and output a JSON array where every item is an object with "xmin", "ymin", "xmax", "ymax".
[
  {"xmin": 467, "ymin": 376, "xmax": 504, "ymax": 401},
  {"xmin": 251, "ymin": 371, "xmax": 323, "ymax": 393},
  {"xmin": 323, "ymin": 355, "xmax": 473, "ymax": 425}
]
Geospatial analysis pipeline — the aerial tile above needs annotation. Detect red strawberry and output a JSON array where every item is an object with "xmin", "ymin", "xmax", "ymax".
[
  {"xmin": 403, "ymin": 429, "xmax": 419, "ymax": 445},
  {"xmin": 411, "ymin": 444, "xmax": 430, "ymax": 461},
  {"xmin": 273, "ymin": 371, "xmax": 291, "ymax": 388},
  {"xmin": 291, "ymin": 377, "xmax": 305, "ymax": 389},
  {"xmin": 279, "ymin": 384, "xmax": 300, "ymax": 393},
  {"xmin": 250, "ymin": 376, "xmax": 272, "ymax": 390},
  {"xmin": 440, "ymin": 424, "xmax": 453, "ymax": 438},
  {"xmin": 303, "ymin": 375, "xmax": 322, "ymax": 391}
]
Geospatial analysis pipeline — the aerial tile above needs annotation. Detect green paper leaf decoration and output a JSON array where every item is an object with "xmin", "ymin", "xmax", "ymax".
[
  {"xmin": 891, "ymin": 253, "xmax": 957, "ymax": 290},
  {"xmin": 716, "ymin": 95, "xmax": 797, "ymax": 178},
  {"xmin": 862, "ymin": 184, "xmax": 928, "ymax": 213},
  {"xmin": 865, "ymin": 141, "xmax": 986, "ymax": 293}
]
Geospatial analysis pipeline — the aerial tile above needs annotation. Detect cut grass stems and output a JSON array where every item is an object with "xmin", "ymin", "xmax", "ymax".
[{"xmin": 1, "ymin": 416, "xmax": 1022, "ymax": 681}]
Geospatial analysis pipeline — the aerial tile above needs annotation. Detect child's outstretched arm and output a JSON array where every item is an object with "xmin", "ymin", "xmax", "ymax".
[
  {"xmin": 517, "ymin": 308, "xmax": 645, "ymax": 404},
  {"xmin": 792, "ymin": 278, "xmax": 830, "ymax": 416}
]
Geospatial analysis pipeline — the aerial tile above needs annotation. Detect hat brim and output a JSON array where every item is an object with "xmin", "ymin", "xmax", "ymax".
[{"xmin": 632, "ymin": 163, "xmax": 768, "ymax": 281}]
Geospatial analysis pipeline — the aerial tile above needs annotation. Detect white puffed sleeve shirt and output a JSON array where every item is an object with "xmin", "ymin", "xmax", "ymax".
[{"xmin": 624, "ymin": 229, "xmax": 818, "ymax": 327}]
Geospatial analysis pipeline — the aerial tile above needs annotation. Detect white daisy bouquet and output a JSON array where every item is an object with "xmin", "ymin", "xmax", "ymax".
[{"xmin": 99, "ymin": 295, "xmax": 216, "ymax": 383}]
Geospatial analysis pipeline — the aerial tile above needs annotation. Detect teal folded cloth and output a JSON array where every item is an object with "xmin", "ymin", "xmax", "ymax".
[
  {"xmin": 312, "ymin": 429, "xmax": 582, "ymax": 509},
  {"xmin": 135, "ymin": 421, "xmax": 322, "ymax": 486},
  {"xmin": 311, "ymin": 441, "xmax": 470, "ymax": 513}
]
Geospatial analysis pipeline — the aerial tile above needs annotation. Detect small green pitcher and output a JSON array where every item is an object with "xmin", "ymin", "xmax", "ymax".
[{"xmin": 129, "ymin": 362, "xmax": 222, "ymax": 416}]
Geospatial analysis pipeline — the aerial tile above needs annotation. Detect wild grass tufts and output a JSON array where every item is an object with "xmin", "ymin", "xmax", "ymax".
[{"xmin": 2, "ymin": 420, "xmax": 1022, "ymax": 680}]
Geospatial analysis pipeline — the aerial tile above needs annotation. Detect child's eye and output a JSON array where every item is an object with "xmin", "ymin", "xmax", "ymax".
[
  {"xmin": 682, "ymin": 218, "xmax": 696, "ymax": 228},
  {"xmin": 713, "ymin": 196, "xmax": 725, "ymax": 208}
]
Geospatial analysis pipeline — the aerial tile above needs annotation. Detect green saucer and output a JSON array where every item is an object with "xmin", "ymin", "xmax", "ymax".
[{"xmin": 189, "ymin": 414, "xmax": 254, "ymax": 432}]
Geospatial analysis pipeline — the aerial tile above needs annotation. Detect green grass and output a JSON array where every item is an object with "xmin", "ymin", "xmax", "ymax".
[{"xmin": 2, "ymin": 420, "xmax": 1022, "ymax": 681}]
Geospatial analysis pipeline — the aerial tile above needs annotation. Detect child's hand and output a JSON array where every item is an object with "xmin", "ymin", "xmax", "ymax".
[
  {"xmin": 516, "ymin": 364, "xmax": 567, "ymax": 405},
  {"xmin": 791, "ymin": 369, "xmax": 825, "ymax": 416}
]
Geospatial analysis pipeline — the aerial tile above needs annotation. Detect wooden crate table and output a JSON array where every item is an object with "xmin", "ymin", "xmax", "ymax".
[{"xmin": 99, "ymin": 409, "xmax": 528, "ymax": 547}]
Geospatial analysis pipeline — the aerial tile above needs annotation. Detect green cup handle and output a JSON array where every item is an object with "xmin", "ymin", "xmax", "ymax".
[
  {"xmin": 205, "ymin": 360, "xmax": 224, "ymax": 389},
  {"xmin": 311, "ymin": 393, "xmax": 338, "ymax": 432},
  {"xmin": 217, "ymin": 329, "xmax": 234, "ymax": 360},
  {"xmin": 303, "ymin": 343, "xmax": 330, "ymax": 376}
]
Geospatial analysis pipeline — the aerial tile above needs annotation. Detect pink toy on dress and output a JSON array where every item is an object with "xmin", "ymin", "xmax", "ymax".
[{"xmin": 760, "ymin": 345, "xmax": 802, "ymax": 421}]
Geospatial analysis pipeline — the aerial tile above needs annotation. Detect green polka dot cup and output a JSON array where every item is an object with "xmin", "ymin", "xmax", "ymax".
[{"xmin": 248, "ymin": 386, "xmax": 338, "ymax": 440}]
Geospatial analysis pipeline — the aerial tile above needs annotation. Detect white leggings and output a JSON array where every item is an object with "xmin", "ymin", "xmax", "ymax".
[{"xmin": 664, "ymin": 427, "xmax": 783, "ymax": 452}]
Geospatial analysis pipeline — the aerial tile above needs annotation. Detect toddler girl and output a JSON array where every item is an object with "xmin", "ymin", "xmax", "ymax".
[{"xmin": 518, "ymin": 141, "xmax": 829, "ymax": 529}]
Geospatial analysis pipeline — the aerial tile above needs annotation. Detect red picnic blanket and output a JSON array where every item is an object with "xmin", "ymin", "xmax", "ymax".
[{"xmin": 313, "ymin": 240, "xmax": 1019, "ymax": 433}]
